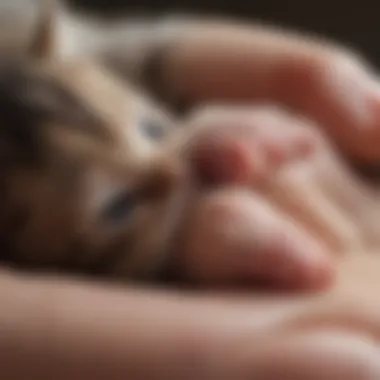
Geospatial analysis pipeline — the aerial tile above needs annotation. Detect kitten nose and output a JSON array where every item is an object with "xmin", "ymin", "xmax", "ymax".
[
  {"xmin": 187, "ymin": 129, "xmax": 253, "ymax": 187},
  {"xmin": 144, "ymin": 156, "xmax": 186, "ymax": 198}
]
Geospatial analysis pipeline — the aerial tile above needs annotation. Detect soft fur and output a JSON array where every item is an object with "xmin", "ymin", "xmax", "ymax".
[{"xmin": 0, "ymin": 2, "xmax": 193, "ymax": 281}]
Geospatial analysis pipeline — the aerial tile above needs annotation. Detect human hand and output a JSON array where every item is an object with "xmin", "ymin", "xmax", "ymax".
[
  {"xmin": 3, "ymin": 256, "xmax": 380, "ymax": 380},
  {"xmin": 174, "ymin": 104, "xmax": 380, "ymax": 291},
  {"xmin": 165, "ymin": 20, "xmax": 380, "ymax": 163}
]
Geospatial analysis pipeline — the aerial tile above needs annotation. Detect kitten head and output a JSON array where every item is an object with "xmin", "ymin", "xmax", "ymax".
[{"xmin": 0, "ymin": 2, "xmax": 191, "ymax": 281}]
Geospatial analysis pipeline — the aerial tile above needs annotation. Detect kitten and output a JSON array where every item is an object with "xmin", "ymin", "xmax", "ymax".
[{"xmin": 0, "ymin": 4, "xmax": 194, "ymax": 282}]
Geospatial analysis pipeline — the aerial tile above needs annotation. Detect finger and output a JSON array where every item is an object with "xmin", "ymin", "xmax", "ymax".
[
  {"xmin": 178, "ymin": 188, "xmax": 335, "ymax": 291},
  {"xmin": 169, "ymin": 24, "xmax": 380, "ymax": 161},
  {"xmin": 259, "ymin": 163, "xmax": 364, "ymax": 254}
]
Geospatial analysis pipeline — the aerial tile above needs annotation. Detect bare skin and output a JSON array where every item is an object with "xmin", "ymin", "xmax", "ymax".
[
  {"xmin": 161, "ymin": 20, "xmax": 380, "ymax": 162},
  {"xmin": 2, "ymin": 256, "xmax": 380, "ymax": 380},
  {"xmin": 180, "ymin": 103, "xmax": 379, "ymax": 290},
  {"xmin": 145, "ymin": 19, "xmax": 380, "ymax": 290},
  {"xmin": 179, "ymin": 106, "xmax": 333, "ymax": 289}
]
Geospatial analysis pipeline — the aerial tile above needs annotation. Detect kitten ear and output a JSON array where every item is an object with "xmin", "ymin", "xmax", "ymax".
[{"xmin": 28, "ymin": 0, "xmax": 58, "ymax": 60}]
